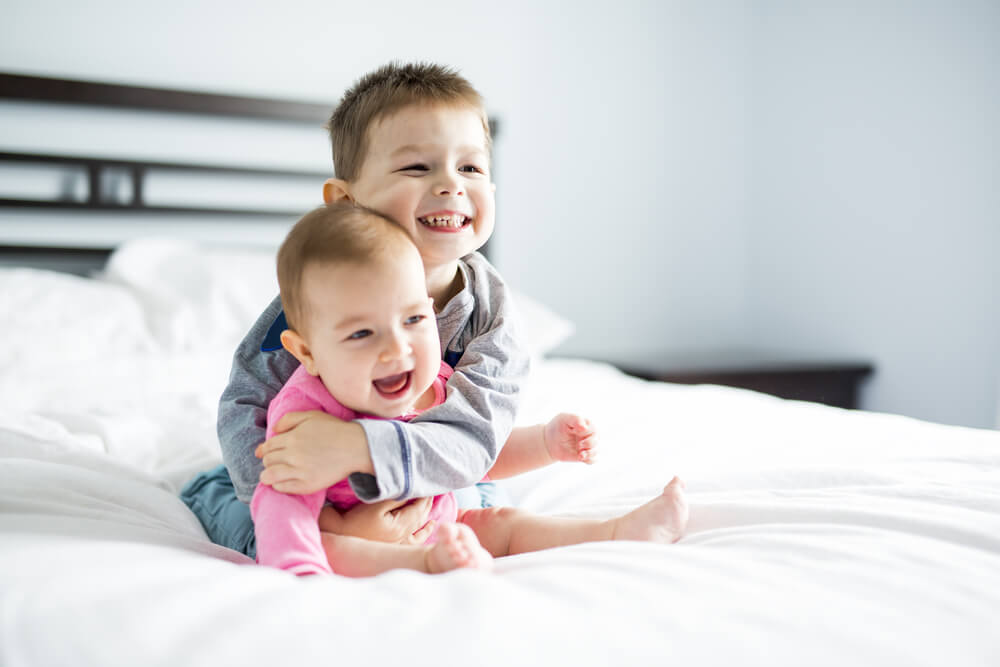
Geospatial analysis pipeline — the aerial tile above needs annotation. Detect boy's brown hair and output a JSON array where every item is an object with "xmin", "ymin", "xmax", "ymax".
[
  {"xmin": 327, "ymin": 61, "xmax": 491, "ymax": 181},
  {"xmin": 277, "ymin": 203, "xmax": 413, "ymax": 332}
]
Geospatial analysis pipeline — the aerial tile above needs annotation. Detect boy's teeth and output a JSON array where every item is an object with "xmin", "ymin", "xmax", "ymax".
[{"xmin": 420, "ymin": 214, "xmax": 468, "ymax": 228}]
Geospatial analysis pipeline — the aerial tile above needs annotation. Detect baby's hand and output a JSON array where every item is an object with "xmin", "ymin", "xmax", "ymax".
[{"xmin": 543, "ymin": 413, "xmax": 598, "ymax": 465}]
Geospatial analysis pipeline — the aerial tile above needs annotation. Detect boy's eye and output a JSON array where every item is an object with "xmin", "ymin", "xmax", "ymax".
[
  {"xmin": 459, "ymin": 164, "xmax": 484, "ymax": 174},
  {"xmin": 346, "ymin": 329, "xmax": 373, "ymax": 340},
  {"xmin": 399, "ymin": 164, "xmax": 428, "ymax": 173},
  {"xmin": 404, "ymin": 315, "xmax": 426, "ymax": 326}
]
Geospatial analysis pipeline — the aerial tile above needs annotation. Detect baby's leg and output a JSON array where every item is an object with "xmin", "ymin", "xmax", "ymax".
[
  {"xmin": 460, "ymin": 477, "xmax": 688, "ymax": 557},
  {"xmin": 607, "ymin": 477, "xmax": 689, "ymax": 543},
  {"xmin": 320, "ymin": 523, "xmax": 493, "ymax": 577}
]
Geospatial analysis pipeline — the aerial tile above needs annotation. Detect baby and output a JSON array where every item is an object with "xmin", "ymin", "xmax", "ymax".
[{"xmin": 250, "ymin": 203, "xmax": 688, "ymax": 576}]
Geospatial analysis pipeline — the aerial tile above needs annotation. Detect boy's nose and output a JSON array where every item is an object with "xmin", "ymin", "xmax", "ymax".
[{"xmin": 435, "ymin": 174, "xmax": 463, "ymax": 196}]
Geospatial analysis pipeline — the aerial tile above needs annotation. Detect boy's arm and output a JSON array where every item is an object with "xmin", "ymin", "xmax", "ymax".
[
  {"xmin": 350, "ymin": 310, "xmax": 528, "ymax": 501},
  {"xmin": 244, "ymin": 258, "xmax": 528, "ymax": 503},
  {"xmin": 257, "ymin": 411, "xmax": 371, "ymax": 492},
  {"xmin": 348, "ymin": 256, "xmax": 530, "ymax": 502}
]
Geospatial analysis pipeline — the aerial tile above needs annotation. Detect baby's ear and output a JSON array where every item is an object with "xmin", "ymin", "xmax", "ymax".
[
  {"xmin": 322, "ymin": 178, "xmax": 353, "ymax": 204},
  {"xmin": 280, "ymin": 329, "xmax": 319, "ymax": 376}
]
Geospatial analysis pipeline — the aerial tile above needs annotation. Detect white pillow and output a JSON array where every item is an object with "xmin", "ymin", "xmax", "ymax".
[
  {"xmin": 99, "ymin": 239, "xmax": 277, "ymax": 352},
  {"xmin": 100, "ymin": 238, "xmax": 576, "ymax": 358},
  {"xmin": 0, "ymin": 267, "xmax": 158, "ymax": 369},
  {"xmin": 509, "ymin": 290, "xmax": 575, "ymax": 358}
]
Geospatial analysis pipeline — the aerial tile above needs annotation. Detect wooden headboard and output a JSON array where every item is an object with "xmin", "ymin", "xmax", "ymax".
[
  {"xmin": 0, "ymin": 72, "xmax": 498, "ymax": 274},
  {"xmin": 0, "ymin": 73, "xmax": 334, "ymax": 274}
]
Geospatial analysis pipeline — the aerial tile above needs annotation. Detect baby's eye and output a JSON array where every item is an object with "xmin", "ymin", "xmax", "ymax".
[
  {"xmin": 459, "ymin": 164, "xmax": 484, "ymax": 174},
  {"xmin": 346, "ymin": 329, "xmax": 373, "ymax": 340},
  {"xmin": 399, "ymin": 164, "xmax": 429, "ymax": 173},
  {"xmin": 404, "ymin": 315, "xmax": 426, "ymax": 326}
]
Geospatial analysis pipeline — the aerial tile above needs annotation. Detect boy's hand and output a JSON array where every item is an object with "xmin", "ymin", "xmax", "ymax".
[
  {"xmin": 543, "ymin": 413, "xmax": 598, "ymax": 465},
  {"xmin": 318, "ymin": 497, "xmax": 435, "ymax": 545},
  {"xmin": 256, "ymin": 410, "xmax": 373, "ymax": 494}
]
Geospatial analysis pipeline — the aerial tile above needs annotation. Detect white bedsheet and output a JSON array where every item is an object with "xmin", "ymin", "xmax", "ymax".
[{"xmin": 1, "ymin": 254, "xmax": 998, "ymax": 667}]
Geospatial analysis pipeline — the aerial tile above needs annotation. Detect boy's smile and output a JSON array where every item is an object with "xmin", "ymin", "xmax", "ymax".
[
  {"xmin": 325, "ymin": 104, "xmax": 496, "ymax": 295},
  {"xmin": 417, "ymin": 210, "xmax": 471, "ymax": 231}
]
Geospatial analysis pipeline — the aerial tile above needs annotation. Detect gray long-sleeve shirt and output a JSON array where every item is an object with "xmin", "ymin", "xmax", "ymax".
[{"xmin": 217, "ymin": 251, "xmax": 528, "ymax": 503}]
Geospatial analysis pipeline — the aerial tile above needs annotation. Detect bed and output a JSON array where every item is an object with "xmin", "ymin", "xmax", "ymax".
[{"xmin": 2, "ymin": 75, "xmax": 999, "ymax": 667}]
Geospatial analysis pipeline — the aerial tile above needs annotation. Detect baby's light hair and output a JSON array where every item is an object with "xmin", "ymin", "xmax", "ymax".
[
  {"xmin": 277, "ymin": 202, "xmax": 414, "ymax": 333},
  {"xmin": 327, "ymin": 61, "xmax": 491, "ymax": 181}
]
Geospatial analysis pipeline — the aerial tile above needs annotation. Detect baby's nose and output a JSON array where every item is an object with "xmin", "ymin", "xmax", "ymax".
[{"xmin": 379, "ymin": 334, "xmax": 411, "ymax": 361}]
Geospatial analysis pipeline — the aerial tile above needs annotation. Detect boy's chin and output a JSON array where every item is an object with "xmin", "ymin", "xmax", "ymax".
[{"xmin": 422, "ymin": 239, "xmax": 488, "ymax": 263}]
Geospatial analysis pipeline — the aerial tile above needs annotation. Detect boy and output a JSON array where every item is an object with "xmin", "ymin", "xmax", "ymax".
[
  {"xmin": 253, "ymin": 203, "xmax": 688, "ymax": 576},
  {"xmin": 182, "ymin": 62, "xmax": 534, "ymax": 553}
]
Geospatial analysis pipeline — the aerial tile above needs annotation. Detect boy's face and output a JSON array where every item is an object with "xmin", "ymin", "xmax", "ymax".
[
  {"xmin": 289, "ymin": 246, "xmax": 441, "ymax": 418},
  {"xmin": 329, "ymin": 104, "xmax": 495, "ymax": 270}
]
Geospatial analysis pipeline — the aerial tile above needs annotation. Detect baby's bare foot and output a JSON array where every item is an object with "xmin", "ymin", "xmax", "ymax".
[
  {"xmin": 425, "ymin": 523, "xmax": 494, "ymax": 574},
  {"xmin": 611, "ymin": 477, "xmax": 689, "ymax": 543}
]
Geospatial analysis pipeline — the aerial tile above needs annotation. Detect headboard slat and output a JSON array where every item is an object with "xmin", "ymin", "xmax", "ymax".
[{"xmin": 0, "ymin": 72, "xmax": 330, "ymax": 124}]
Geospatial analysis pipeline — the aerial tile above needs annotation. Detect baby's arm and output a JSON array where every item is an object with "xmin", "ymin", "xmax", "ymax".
[
  {"xmin": 351, "ymin": 326, "xmax": 527, "ymax": 500},
  {"xmin": 488, "ymin": 413, "xmax": 598, "ymax": 480}
]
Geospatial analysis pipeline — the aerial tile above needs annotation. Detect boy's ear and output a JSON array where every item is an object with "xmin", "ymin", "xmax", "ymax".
[
  {"xmin": 280, "ymin": 329, "xmax": 319, "ymax": 376},
  {"xmin": 323, "ymin": 178, "xmax": 353, "ymax": 204}
]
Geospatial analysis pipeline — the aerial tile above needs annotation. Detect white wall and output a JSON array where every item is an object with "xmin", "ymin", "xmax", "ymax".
[
  {"xmin": 0, "ymin": 0, "xmax": 746, "ymax": 355},
  {"xmin": 747, "ymin": 1, "xmax": 1000, "ymax": 428},
  {"xmin": 1, "ymin": 0, "xmax": 751, "ymax": 354},
  {"xmin": 2, "ymin": 1, "xmax": 997, "ymax": 428},
  {"xmin": 490, "ymin": 4, "xmax": 750, "ymax": 357}
]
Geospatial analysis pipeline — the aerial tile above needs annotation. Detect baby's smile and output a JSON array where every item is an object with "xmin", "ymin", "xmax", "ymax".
[{"xmin": 372, "ymin": 371, "xmax": 412, "ymax": 399}]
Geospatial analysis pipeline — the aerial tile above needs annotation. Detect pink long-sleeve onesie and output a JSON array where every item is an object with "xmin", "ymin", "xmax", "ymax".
[{"xmin": 250, "ymin": 362, "xmax": 457, "ymax": 576}]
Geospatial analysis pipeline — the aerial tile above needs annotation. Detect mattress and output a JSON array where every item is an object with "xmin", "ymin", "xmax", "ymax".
[{"xmin": 1, "ymin": 240, "xmax": 998, "ymax": 666}]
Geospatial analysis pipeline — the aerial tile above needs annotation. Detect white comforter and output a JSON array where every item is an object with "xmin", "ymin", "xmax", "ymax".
[{"xmin": 1, "ymin": 245, "xmax": 998, "ymax": 667}]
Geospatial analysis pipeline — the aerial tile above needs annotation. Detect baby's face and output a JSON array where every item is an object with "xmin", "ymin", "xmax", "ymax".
[
  {"xmin": 298, "ymin": 247, "xmax": 440, "ymax": 418},
  {"xmin": 348, "ymin": 104, "xmax": 496, "ymax": 270}
]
